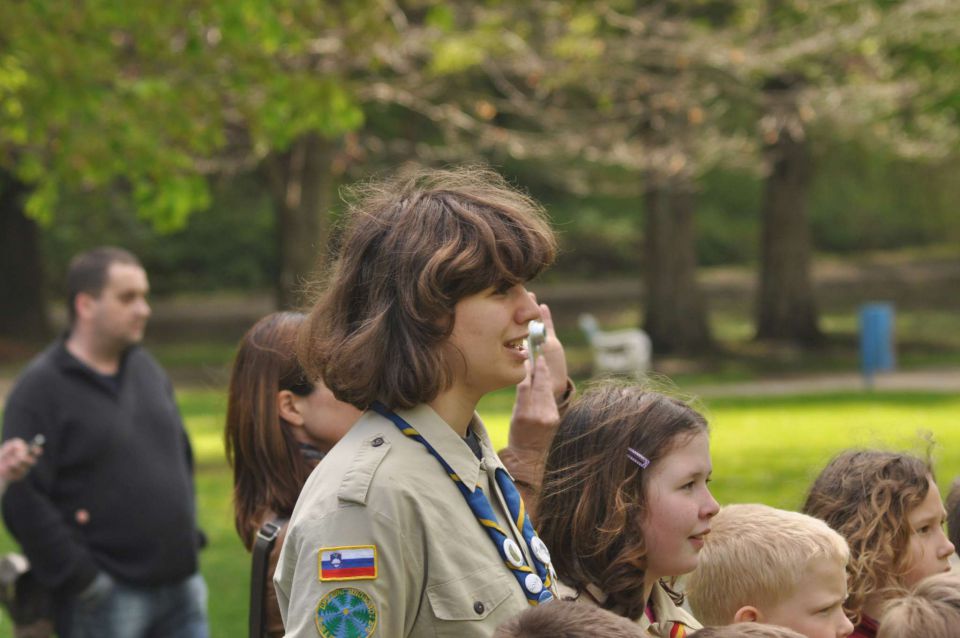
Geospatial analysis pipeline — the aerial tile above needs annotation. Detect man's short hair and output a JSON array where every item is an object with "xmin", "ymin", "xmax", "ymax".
[
  {"xmin": 691, "ymin": 623, "xmax": 806, "ymax": 638},
  {"xmin": 877, "ymin": 572, "xmax": 960, "ymax": 638},
  {"xmin": 66, "ymin": 247, "xmax": 141, "ymax": 324},
  {"xmin": 493, "ymin": 601, "xmax": 645, "ymax": 638},
  {"xmin": 685, "ymin": 503, "xmax": 850, "ymax": 627}
]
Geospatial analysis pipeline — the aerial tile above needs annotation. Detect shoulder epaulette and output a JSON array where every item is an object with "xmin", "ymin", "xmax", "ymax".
[{"xmin": 337, "ymin": 433, "xmax": 392, "ymax": 505}]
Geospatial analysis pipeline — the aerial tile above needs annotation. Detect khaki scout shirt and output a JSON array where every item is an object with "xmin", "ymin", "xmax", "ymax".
[
  {"xmin": 275, "ymin": 404, "xmax": 542, "ymax": 638},
  {"xmin": 556, "ymin": 580, "xmax": 701, "ymax": 637}
]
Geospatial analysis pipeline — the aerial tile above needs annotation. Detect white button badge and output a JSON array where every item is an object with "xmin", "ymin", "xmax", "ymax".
[{"xmin": 503, "ymin": 539, "xmax": 525, "ymax": 568}]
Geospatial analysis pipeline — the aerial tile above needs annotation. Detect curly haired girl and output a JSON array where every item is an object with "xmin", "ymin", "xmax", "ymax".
[{"xmin": 802, "ymin": 449, "xmax": 955, "ymax": 638}]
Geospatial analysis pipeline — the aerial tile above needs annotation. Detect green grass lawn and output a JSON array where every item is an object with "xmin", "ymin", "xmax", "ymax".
[{"xmin": 2, "ymin": 388, "xmax": 960, "ymax": 637}]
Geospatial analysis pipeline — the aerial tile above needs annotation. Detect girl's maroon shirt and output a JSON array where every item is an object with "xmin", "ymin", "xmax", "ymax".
[{"xmin": 850, "ymin": 613, "xmax": 878, "ymax": 638}]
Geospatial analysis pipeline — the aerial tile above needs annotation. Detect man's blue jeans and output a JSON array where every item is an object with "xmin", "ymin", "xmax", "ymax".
[{"xmin": 63, "ymin": 571, "xmax": 209, "ymax": 638}]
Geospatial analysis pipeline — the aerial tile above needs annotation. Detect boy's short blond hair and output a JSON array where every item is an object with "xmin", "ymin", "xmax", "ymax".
[
  {"xmin": 494, "ymin": 600, "xmax": 645, "ymax": 638},
  {"xmin": 685, "ymin": 504, "xmax": 849, "ymax": 626},
  {"xmin": 877, "ymin": 572, "xmax": 960, "ymax": 638},
  {"xmin": 691, "ymin": 623, "xmax": 806, "ymax": 638}
]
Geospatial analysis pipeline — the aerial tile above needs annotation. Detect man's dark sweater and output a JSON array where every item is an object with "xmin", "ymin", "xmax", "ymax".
[{"xmin": 1, "ymin": 340, "xmax": 201, "ymax": 596}]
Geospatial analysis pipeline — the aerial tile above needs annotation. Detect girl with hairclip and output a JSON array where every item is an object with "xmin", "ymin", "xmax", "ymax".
[
  {"xmin": 536, "ymin": 384, "xmax": 720, "ymax": 637},
  {"xmin": 273, "ymin": 167, "xmax": 567, "ymax": 637},
  {"xmin": 802, "ymin": 449, "xmax": 956, "ymax": 638}
]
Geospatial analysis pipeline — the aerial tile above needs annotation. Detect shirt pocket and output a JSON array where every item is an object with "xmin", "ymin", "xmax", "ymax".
[{"xmin": 426, "ymin": 564, "xmax": 519, "ymax": 635}]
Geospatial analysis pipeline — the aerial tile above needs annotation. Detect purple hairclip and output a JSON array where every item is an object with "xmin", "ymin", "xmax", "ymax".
[{"xmin": 627, "ymin": 447, "xmax": 650, "ymax": 469}]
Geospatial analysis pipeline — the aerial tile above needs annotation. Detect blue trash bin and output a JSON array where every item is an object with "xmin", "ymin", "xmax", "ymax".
[{"xmin": 860, "ymin": 303, "xmax": 895, "ymax": 384}]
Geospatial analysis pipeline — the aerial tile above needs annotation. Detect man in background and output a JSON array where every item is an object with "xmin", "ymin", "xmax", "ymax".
[{"xmin": 1, "ymin": 247, "xmax": 208, "ymax": 638}]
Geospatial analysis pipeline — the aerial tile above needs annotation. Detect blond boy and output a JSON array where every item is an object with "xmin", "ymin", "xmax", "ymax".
[
  {"xmin": 685, "ymin": 504, "xmax": 854, "ymax": 638},
  {"xmin": 692, "ymin": 624, "xmax": 806, "ymax": 638},
  {"xmin": 877, "ymin": 571, "xmax": 960, "ymax": 638}
]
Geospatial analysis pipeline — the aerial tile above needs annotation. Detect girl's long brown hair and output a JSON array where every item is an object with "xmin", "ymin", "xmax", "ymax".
[
  {"xmin": 536, "ymin": 383, "xmax": 709, "ymax": 620},
  {"xmin": 224, "ymin": 312, "xmax": 316, "ymax": 549},
  {"xmin": 802, "ymin": 449, "xmax": 933, "ymax": 620}
]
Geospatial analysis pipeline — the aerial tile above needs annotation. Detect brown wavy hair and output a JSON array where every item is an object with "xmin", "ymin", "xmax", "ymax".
[
  {"xmin": 298, "ymin": 166, "xmax": 557, "ymax": 410},
  {"xmin": 802, "ymin": 449, "xmax": 933, "ymax": 620},
  {"xmin": 225, "ymin": 312, "xmax": 316, "ymax": 549},
  {"xmin": 536, "ymin": 383, "xmax": 709, "ymax": 620}
]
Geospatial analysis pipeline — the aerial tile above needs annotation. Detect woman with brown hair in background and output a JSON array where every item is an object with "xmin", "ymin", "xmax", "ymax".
[{"xmin": 225, "ymin": 312, "xmax": 360, "ymax": 638}]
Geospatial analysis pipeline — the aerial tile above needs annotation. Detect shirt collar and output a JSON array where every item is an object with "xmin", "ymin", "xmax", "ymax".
[
  {"xmin": 53, "ymin": 338, "xmax": 132, "ymax": 393},
  {"xmin": 394, "ymin": 404, "xmax": 490, "ymax": 492},
  {"xmin": 639, "ymin": 581, "xmax": 699, "ymax": 634},
  {"xmin": 557, "ymin": 580, "xmax": 698, "ymax": 633}
]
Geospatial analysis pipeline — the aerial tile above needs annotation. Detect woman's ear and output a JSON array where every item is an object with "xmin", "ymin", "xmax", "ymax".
[
  {"xmin": 733, "ymin": 606, "xmax": 761, "ymax": 623},
  {"xmin": 277, "ymin": 390, "xmax": 305, "ymax": 427}
]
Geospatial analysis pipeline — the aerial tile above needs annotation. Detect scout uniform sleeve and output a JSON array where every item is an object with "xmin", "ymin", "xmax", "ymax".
[{"xmin": 275, "ymin": 504, "xmax": 422, "ymax": 638}]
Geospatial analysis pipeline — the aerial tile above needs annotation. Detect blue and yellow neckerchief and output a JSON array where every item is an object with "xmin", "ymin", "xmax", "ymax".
[{"xmin": 370, "ymin": 402, "xmax": 556, "ymax": 606}]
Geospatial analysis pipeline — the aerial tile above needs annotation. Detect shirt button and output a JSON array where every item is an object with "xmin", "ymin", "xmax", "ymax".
[
  {"xmin": 473, "ymin": 601, "xmax": 485, "ymax": 615},
  {"xmin": 372, "ymin": 437, "xmax": 384, "ymax": 447}
]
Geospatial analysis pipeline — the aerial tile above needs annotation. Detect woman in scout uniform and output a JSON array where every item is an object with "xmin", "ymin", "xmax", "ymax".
[
  {"xmin": 536, "ymin": 384, "xmax": 720, "ymax": 638},
  {"xmin": 274, "ymin": 167, "xmax": 561, "ymax": 637},
  {"xmin": 227, "ymin": 308, "xmax": 569, "ymax": 637}
]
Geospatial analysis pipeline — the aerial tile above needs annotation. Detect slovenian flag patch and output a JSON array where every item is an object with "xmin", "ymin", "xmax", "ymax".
[{"xmin": 318, "ymin": 545, "xmax": 378, "ymax": 581}]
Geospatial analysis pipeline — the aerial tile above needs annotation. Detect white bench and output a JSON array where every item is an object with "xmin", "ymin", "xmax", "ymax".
[{"xmin": 578, "ymin": 313, "xmax": 652, "ymax": 376}]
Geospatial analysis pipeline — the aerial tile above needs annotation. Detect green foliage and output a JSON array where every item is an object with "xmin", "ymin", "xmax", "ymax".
[
  {"xmin": 694, "ymin": 169, "xmax": 762, "ymax": 265},
  {"xmin": 539, "ymin": 193, "xmax": 642, "ymax": 279},
  {"xmin": 429, "ymin": 37, "xmax": 488, "ymax": 75},
  {"xmin": 2, "ymin": 0, "xmax": 960, "ymax": 296},
  {"xmin": 0, "ymin": 0, "xmax": 383, "ymax": 232},
  {"xmin": 809, "ymin": 141, "xmax": 960, "ymax": 252},
  {"xmin": 41, "ymin": 175, "xmax": 276, "ymax": 296}
]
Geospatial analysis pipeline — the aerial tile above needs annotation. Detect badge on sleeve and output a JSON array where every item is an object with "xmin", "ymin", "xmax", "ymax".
[
  {"xmin": 319, "ymin": 545, "xmax": 378, "ymax": 581},
  {"xmin": 315, "ymin": 587, "xmax": 377, "ymax": 638}
]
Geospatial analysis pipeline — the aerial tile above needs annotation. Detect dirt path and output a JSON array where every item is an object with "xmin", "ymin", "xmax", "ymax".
[{"xmin": 686, "ymin": 368, "xmax": 960, "ymax": 398}]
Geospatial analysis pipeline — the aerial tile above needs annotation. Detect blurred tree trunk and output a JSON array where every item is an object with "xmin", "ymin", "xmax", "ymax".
[
  {"xmin": 642, "ymin": 178, "xmax": 712, "ymax": 354},
  {"xmin": 755, "ymin": 79, "xmax": 823, "ymax": 344},
  {"xmin": 0, "ymin": 171, "xmax": 50, "ymax": 342},
  {"xmin": 264, "ymin": 134, "xmax": 337, "ymax": 310}
]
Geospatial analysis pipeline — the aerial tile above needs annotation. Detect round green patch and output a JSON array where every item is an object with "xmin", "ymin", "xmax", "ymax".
[{"xmin": 314, "ymin": 587, "xmax": 378, "ymax": 638}]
